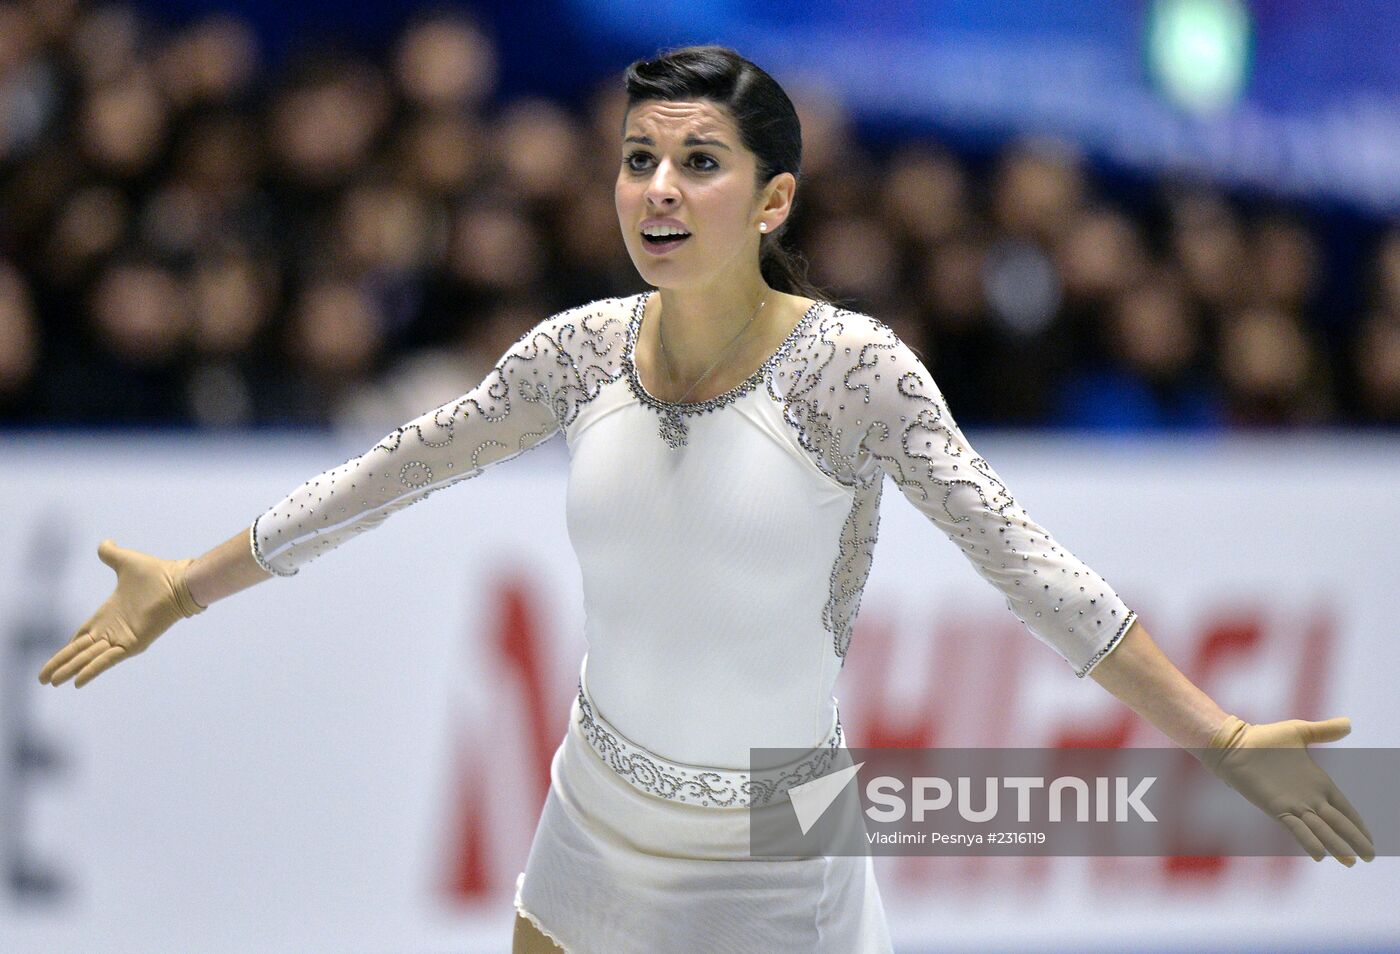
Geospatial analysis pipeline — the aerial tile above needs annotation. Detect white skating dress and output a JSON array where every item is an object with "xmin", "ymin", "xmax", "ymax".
[{"xmin": 249, "ymin": 291, "xmax": 1137, "ymax": 952}]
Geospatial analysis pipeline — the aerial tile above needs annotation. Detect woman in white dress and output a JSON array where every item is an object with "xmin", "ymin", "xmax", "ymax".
[{"xmin": 39, "ymin": 44, "xmax": 1373, "ymax": 954}]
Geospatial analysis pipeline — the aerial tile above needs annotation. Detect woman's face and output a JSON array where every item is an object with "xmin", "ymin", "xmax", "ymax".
[{"xmin": 616, "ymin": 98, "xmax": 789, "ymax": 289}]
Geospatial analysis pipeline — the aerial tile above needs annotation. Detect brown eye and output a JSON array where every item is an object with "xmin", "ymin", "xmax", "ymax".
[{"xmin": 621, "ymin": 152, "xmax": 717, "ymax": 172}]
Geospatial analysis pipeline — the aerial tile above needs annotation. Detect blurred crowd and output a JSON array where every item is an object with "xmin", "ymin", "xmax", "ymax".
[{"xmin": 2, "ymin": 0, "xmax": 1400, "ymax": 435}]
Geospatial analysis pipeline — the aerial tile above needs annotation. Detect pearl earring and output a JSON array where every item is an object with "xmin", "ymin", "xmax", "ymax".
[{"xmin": 759, "ymin": 222, "xmax": 768, "ymax": 232}]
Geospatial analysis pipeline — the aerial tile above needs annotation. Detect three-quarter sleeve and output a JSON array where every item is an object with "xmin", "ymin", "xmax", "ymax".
[
  {"xmin": 839, "ymin": 315, "xmax": 1137, "ymax": 677},
  {"xmin": 250, "ymin": 311, "xmax": 575, "ymax": 577}
]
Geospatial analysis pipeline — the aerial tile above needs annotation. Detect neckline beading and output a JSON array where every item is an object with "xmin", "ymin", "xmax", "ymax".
[{"xmin": 623, "ymin": 289, "xmax": 824, "ymax": 416}]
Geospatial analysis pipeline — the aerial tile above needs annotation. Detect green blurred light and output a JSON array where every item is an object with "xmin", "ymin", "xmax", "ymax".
[{"xmin": 1146, "ymin": 0, "xmax": 1251, "ymax": 115}]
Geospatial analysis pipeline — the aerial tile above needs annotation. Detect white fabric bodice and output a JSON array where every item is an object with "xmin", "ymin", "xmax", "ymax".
[{"xmin": 251, "ymin": 291, "xmax": 1137, "ymax": 768}]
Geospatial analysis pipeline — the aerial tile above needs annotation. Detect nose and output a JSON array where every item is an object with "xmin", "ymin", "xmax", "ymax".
[{"xmin": 644, "ymin": 158, "xmax": 680, "ymax": 208}]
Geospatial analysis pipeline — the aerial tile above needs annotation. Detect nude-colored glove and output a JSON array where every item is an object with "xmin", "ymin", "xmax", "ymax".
[
  {"xmin": 39, "ymin": 539, "xmax": 206, "ymax": 688},
  {"xmin": 1203, "ymin": 714, "xmax": 1375, "ymax": 866}
]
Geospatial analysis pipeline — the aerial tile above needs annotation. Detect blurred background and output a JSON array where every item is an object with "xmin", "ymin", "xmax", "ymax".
[
  {"xmin": 2, "ymin": 0, "xmax": 1399, "ymax": 435},
  {"xmin": 3, "ymin": 1, "xmax": 1399, "ymax": 952}
]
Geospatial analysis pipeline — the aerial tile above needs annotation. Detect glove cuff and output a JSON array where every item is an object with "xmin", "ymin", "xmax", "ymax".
[
  {"xmin": 1199, "ymin": 715, "xmax": 1248, "ymax": 775},
  {"xmin": 170, "ymin": 559, "xmax": 207, "ymax": 618},
  {"xmin": 1208, "ymin": 714, "xmax": 1249, "ymax": 750}
]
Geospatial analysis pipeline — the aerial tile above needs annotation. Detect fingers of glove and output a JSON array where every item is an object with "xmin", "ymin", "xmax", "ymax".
[
  {"xmin": 1297, "ymin": 716, "xmax": 1351, "ymax": 745},
  {"xmin": 1317, "ymin": 802, "xmax": 1375, "ymax": 862},
  {"xmin": 39, "ymin": 648, "xmax": 68, "ymax": 684},
  {"xmin": 1300, "ymin": 809, "xmax": 1357, "ymax": 866},
  {"xmin": 1328, "ymin": 786, "xmax": 1375, "ymax": 846},
  {"xmin": 1278, "ymin": 813, "xmax": 1327, "ymax": 862},
  {"xmin": 49, "ymin": 636, "xmax": 110, "ymax": 686},
  {"xmin": 73, "ymin": 646, "xmax": 127, "ymax": 688},
  {"xmin": 39, "ymin": 634, "xmax": 83, "ymax": 684},
  {"xmin": 40, "ymin": 633, "xmax": 103, "ymax": 683}
]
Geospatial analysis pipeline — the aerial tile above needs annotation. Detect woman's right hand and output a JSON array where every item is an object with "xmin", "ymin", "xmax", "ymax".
[{"xmin": 39, "ymin": 539, "xmax": 206, "ymax": 688}]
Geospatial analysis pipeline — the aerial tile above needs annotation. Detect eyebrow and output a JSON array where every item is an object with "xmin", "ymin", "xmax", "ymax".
[{"xmin": 624, "ymin": 134, "xmax": 732, "ymax": 152}]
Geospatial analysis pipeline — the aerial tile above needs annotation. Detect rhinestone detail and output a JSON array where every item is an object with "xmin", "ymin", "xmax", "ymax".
[
  {"xmin": 250, "ymin": 297, "xmax": 628, "ymax": 575},
  {"xmin": 574, "ymin": 675, "xmax": 844, "ymax": 809},
  {"xmin": 623, "ymin": 289, "xmax": 825, "ymax": 448},
  {"xmin": 1074, "ymin": 610, "xmax": 1139, "ymax": 678},
  {"xmin": 768, "ymin": 305, "xmax": 1138, "ymax": 676}
]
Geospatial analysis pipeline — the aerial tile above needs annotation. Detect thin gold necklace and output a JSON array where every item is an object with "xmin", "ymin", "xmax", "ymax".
[{"xmin": 654, "ymin": 293, "xmax": 768, "ymax": 448}]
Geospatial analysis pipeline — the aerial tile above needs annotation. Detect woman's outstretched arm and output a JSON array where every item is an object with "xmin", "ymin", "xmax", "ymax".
[
  {"xmin": 1086, "ymin": 619, "xmax": 1227, "ymax": 748},
  {"xmin": 185, "ymin": 525, "xmax": 273, "ymax": 608},
  {"xmin": 39, "ymin": 300, "xmax": 627, "ymax": 689},
  {"xmin": 773, "ymin": 310, "xmax": 1372, "ymax": 865},
  {"xmin": 1089, "ymin": 620, "xmax": 1374, "ymax": 865}
]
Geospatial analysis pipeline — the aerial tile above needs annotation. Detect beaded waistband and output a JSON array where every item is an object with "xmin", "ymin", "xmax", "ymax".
[{"xmin": 573, "ymin": 658, "xmax": 844, "ymax": 810}]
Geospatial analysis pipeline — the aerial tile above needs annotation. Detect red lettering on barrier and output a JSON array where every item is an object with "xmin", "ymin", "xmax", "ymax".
[
  {"xmin": 1192, "ymin": 611, "xmax": 1263, "ymax": 700},
  {"xmin": 492, "ymin": 573, "xmax": 556, "ymax": 804},
  {"xmin": 1293, "ymin": 606, "xmax": 1333, "ymax": 723},
  {"xmin": 849, "ymin": 612, "xmax": 939, "ymax": 749},
  {"xmin": 442, "ymin": 570, "xmax": 557, "ymax": 901},
  {"xmin": 848, "ymin": 609, "xmax": 1029, "ymax": 752},
  {"xmin": 443, "ymin": 739, "xmax": 490, "ymax": 900}
]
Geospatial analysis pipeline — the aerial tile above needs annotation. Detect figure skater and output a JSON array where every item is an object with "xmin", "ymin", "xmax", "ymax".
[{"xmin": 39, "ymin": 45, "xmax": 1374, "ymax": 954}]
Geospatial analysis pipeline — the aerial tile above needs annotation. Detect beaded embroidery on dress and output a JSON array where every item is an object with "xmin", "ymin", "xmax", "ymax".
[
  {"xmin": 250, "ymin": 296, "xmax": 630, "ymax": 577},
  {"xmin": 574, "ymin": 673, "xmax": 845, "ymax": 808},
  {"xmin": 621, "ymin": 291, "xmax": 824, "ymax": 448},
  {"xmin": 768, "ymin": 304, "xmax": 1137, "ymax": 677}
]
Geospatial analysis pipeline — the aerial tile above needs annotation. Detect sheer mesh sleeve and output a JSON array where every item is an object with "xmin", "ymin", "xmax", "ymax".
[
  {"xmin": 805, "ymin": 309, "xmax": 1137, "ymax": 678},
  {"xmin": 250, "ymin": 302, "xmax": 623, "ymax": 577}
]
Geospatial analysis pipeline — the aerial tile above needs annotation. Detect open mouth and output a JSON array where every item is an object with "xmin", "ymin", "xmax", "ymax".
[{"xmin": 642, "ymin": 231, "xmax": 691, "ymax": 251}]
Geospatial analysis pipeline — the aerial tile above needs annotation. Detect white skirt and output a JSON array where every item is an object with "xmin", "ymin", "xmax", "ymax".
[{"xmin": 513, "ymin": 686, "xmax": 894, "ymax": 953}]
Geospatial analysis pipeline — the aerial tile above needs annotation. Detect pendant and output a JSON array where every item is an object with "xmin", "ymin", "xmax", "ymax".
[{"xmin": 659, "ymin": 409, "xmax": 689, "ymax": 448}]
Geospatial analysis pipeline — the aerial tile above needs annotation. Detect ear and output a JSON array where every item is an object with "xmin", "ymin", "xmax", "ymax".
[{"xmin": 758, "ymin": 171, "xmax": 797, "ymax": 230}]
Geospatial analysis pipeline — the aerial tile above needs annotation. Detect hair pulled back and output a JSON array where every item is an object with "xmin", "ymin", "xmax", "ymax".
[{"xmin": 622, "ymin": 45, "xmax": 830, "ymax": 302}]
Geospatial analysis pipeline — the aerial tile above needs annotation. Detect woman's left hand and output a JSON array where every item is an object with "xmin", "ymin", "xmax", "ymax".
[{"xmin": 1203, "ymin": 715, "xmax": 1375, "ymax": 866}]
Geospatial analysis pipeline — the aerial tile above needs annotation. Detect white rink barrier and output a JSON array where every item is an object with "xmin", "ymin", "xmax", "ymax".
[{"xmin": 1, "ymin": 430, "xmax": 1397, "ymax": 954}]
